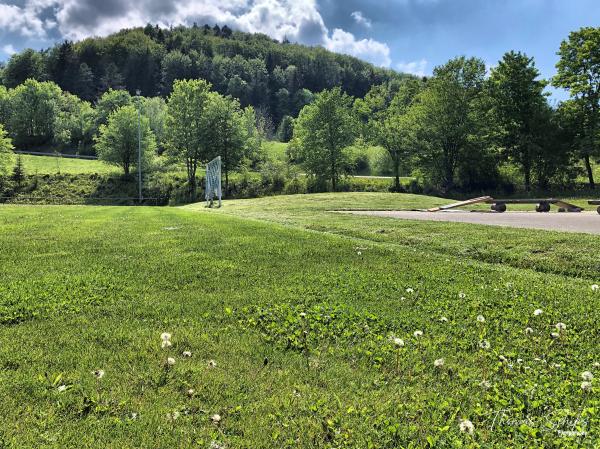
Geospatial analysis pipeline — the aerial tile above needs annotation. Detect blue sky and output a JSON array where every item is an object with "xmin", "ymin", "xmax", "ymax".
[{"xmin": 1, "ymin": 0, "xmax": 599, "ymax": 101}]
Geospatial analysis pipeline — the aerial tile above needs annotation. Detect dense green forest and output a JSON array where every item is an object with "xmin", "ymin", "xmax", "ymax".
[
  {"xmin": 0, "ymin": 24, "xmax": 405, "ymax": 132},
  {"xmin": 0, "ymin": 25, "xmax": 599, "ymax": 204}
]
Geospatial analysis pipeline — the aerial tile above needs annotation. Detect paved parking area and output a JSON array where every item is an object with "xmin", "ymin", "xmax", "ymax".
[{"xmin": 342, "ymin": 210, "xmax": 600, "ymax": 235}]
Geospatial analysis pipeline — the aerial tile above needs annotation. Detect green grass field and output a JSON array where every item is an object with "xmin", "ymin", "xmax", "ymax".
[
  {"xmin": 12, "ymin": 154, "xmax": 120, "ymax": 175},
  {"xmin": 1, "ymin": 193, "xmax": 599, "ymax": 447}
]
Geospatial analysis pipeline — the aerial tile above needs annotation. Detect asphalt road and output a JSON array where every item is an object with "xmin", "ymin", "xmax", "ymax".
[{"xmin": 342, "ymin": 210, "xmax": 600, "ymax": 235}]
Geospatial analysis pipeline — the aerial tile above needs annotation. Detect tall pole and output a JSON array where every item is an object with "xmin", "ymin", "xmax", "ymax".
[{"xmin": 136, "ymin": 89, "xmax": 142, "ymax": 203}]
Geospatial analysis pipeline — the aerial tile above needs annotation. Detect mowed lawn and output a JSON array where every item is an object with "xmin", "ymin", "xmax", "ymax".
[{"xmin": 1, "ymin": 195, "xmax": 599, "ymax": 448}]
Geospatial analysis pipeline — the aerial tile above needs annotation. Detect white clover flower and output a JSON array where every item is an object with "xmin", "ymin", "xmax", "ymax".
[
  {"xmin": 211, "ymin": 413, "xmax": 222, "ymax": 424},
  {"xmin": 167, "ymin": 411, "xmax": 180, "ymax": 421},
  {"xmin": 167, "ymin": 357, "xmax": 176, "ymax": 366},
  {"xmin": 93, "ymin": 369, "xmax": 105, "ymax": 379},
  {"xmin": 550, "ymin": 332, "xmax": 560, "ymax": 339},
  {"xmin": 406, "ymin": 288, "xmax": 414, "ymax": 294},
  {"xmin": 525, "ymin": 327, "xmax": 534, "ymax": 335},
  {"xmin": 581, "ymin": 381, "xmax": 592, "ymax": 392},
  {"xmin": 57, "ymin": 385, "xmax": 67, "ymax": 392},
  {"xmin": 459, "ymin": 419, "xmax": 475, "ymax": 434},
  {"xmin": 182, "ymin": 351, "xmax": 192, "ymax": 358},
  {"xmin": 555, "ymin": 323, "xmax": 567, "ymax": 331},
  {"xmin": 161, "ymin": 340, "xmax": 172, "ymax": 349},
  {"xmin": 592, "ymin": 284, "xmax": 599, "ymax": 292},
  {"xmin": 439, "ymin": 316, "xmax": 448, "ymax": 323},
  {"xmin": 581, "ymin": 371, "xmax": 594, "ymax": 381},
  {"xmin": 479, "ymin": 380, "xmax": 491, "ymax": 389},
  {"xmin": 357, "ymin": 251, "xmax": 362, "ymax": 256},
  {"xmin": 208, "ymin": 360, "xmax": 217, "ymax": 368},
  {"xmin": 498, "ymin": 355, "xmax": 507, "ymax": 363},
  {"xmin": 479, "ymin": 340, "xmax": 490, "ymax": 350},
  {"xmin": 209, "ymin": 442, "xmax": 225, "ymax": 449},
  {"xmin": 299, "ymin": 312, "xmax": 307, "ymax": 318},
  {"xmin": 187, "ymin": 388, "xmax": 195, "ymax": 396},
  {"xmin": 434, "ymin": 358, "xmax": 445, "ymax": 368},
  {"xmin": 458, "ymin": 292, "xmax": 466, "ymax": 299},
  {"xmin": 476, "ymin": 315, "xmax": 485, "ymax": 323},
  {"xmin": 413, "ymin": 330, "xmax": 423, "ymax": 338},
  {"xmin": 534, "ymin": 309, "xmax": 543, "ymax": 316},
  {"xmin": 517, "ymin": 358, "xmax": 523, "ymax": 364},
  {"xmin": 130, "ymin": 412, "xmax": 138, "ymax": 420},
  {"xmin": 393, "ymin": 337, "xmax": 404, "ymax": 347},
  {"xmin": 161, "ymin": 332, "xmax": 172, "ymax": 341},
  {"xmin": 594, "ymin": 362, "xmax": 600, "ymax": 368}
]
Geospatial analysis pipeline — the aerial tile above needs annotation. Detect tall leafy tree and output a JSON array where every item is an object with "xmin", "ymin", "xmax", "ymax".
[
  {"xmin": 2, "ymin": 49, "xmax": 47, "ymax": 88},
  {"xmin": 553, "ymin": 27, "xmax": 600, "ymax": 188},
  {"xmin": 411, "ymin": 57, "xmax": 486, "ymax": 191},
  {"xmin": 95, "ymin": 89, "xmax": 133, "ymax": 130},
  {"xmin": 202, "ymin": 93, "xmax": 249, "ymax": 191},
  {"xmin": 489, "ymin": 51, "xmax": 548, "ymax": 191},
  {"xmin": 292, "ymin": 87, "xmax": 357, "ymax": 190},
  {"xmin": 371, "ymin": 79, "xmax": 422, "ymax": 190},
  {"xmin": 164, "ymin": 79, "xmax": 212, "ymax": 197},
  {"xmin": 95, "ymin": 105, "xmax": 156, "ymax": 176},
  {"xmin": 8, "ymin": 79, "xmax": 62, "ymax": 148}
]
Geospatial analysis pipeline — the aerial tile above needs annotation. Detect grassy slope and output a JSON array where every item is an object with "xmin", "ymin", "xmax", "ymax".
[
  {"xmin": 184, "ymin": 192, "xmax": 600, "ymax": 279},
  {"xmin": 12, "ymin": 154, "xmax": 120, "ymax": 175},
  {"xmin": 1, "ymin": 195, "xmax": 599, "ymax": 447}
]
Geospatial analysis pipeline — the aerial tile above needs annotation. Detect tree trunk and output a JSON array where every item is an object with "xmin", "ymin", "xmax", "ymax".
[
  {"xmin": 524, "ymin": 165, "xmax": 531, "ymax": 192},
  {"xmin": 331, "ymin": 160, "xmax": 336, "ymax": 191},
  {"xmin": 584, "ymin": 154, "xmax": 595, "ymax": 189},
  {"xmin": 393, "ymin": 152, "xmax": 401, "ymax": 192},
  {"xmin": 225, "ymin": 169, "xmax": 229, "ymax": 194}
]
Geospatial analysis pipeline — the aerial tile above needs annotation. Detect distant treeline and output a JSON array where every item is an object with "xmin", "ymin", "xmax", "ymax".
[{"xmin": 0, "ymin": 24, "xmax": 406, "ymax": 132}]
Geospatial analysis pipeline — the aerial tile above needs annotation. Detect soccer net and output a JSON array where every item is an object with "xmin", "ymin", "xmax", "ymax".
[{"xmin": 205, "ymin": 156, "xmax": 222, "ymax": 208}]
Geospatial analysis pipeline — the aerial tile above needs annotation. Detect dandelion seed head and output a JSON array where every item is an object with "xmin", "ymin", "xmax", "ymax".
[
  {"xmin": 458, "ymin": 292, "xmax": 466, "ymax": 299},
  {"xmin": 182, "ymin": 351, "xmax": 192, "ymax": 357},
  {"xmin": 555, "ymin": 322, "xmax": 566, "ymax": 331},
  {"xmin": 406, "ymin": 288, "xmax": 414, "ymax": 294},
  {"xmin": 161, "ymin": 332, "xmax": 172, "ymax": 341},
  {"xmin": 93, "ymin": 369, "xmax": 105, "ymax": 379},
  {"xmin": 581, "ymin": 371, "xmax": 594, "ymax": 381},
  {"xmin": 211, "ymin": 413, "xmax": 222, "ymax": 424},
  {"xmin": 413, "ymin": 330, "xmax": 423, "ymax": 338},
  {"xmin": 525, "ymin": 327, "xmax": 534, "ymax": 335},
  {"xmin": 551, "ymin": 332, "xmax": 560, "ymax": 339},
  {"xmin": 479, "ymin": 340, "xmax": 490, "ymax": 350},
  {"xmin": 476, "ymin": 315, "xmax": 485, "ymax": 323},
  {"xmin": 592, "ymin": 284, "xmax": 599, "ymax": 292},
  {"xmin": 167, "ymin": 357, "xmax": 176, "ymax": 366},
  {"xmin": 581, "ymin": 381, "xmax": 592, "ymax": 392},
  {"xmin": 439, "ymin": 316, "xmax": 448, "ymax": 323},
  {"xmin": 393, "ymin": 337, "xmax": 404, "ymax": 347},
  {"xmin": 534, "ymin": 309, "xmax": 543, "ymax": 316},
  {"xmin": 187, "ymin": 388, "xmax": 195, "ymax": 396},
  {"xmin": 434, "ymin": 358, "xmax": 445, "ymax": 368},
  {"xmin": 459, "ymin": 419, "xmax": 474, "ymax": 434}
]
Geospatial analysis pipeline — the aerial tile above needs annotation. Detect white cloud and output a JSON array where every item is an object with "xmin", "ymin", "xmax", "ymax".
[
  {"xmin": 1, "ymin": 44, "xmax": 17, "ymax": 56},
  {"xmin": 0, "ymin": 2, "xmax": 47, "ymax": 37},
  {"xmin": 327, "ymin": 29, "xmax": 391, "ymax": 67},
  {"xmin": 0, "ymin": 0, "xmax": 393, "ymax": 67},
  {"xmin": 397, "ymin": 59, "xmax": 428, "ymax": 77},
  {"xmin": 351, "ymin": 11, "xmax": 372, "ymax": 29}
]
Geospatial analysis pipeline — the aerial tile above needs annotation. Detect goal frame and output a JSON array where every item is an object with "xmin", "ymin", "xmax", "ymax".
[{"xmin": 205, "ymin": 156, "xmax": 222, "ymax": 208}]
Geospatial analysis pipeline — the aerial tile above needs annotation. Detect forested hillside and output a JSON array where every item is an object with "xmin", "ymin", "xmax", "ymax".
[{"xmin": 0, "ymin": 24, "xmax": 406, "ymax": 131}]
